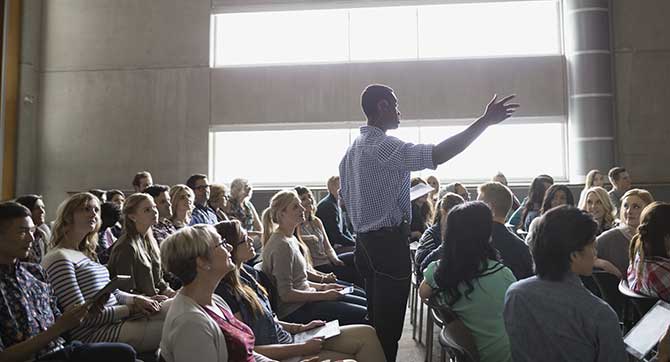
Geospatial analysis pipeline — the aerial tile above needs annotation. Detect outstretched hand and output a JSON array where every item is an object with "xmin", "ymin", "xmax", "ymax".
[{"xmin": 480, "ymin": 94, "xmax": 520, "ymax": 126}]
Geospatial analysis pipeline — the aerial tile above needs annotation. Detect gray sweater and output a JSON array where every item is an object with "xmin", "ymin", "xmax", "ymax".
[{"xmin": 596, "ymin": 226, "xmax": 633, "ymax": 276}]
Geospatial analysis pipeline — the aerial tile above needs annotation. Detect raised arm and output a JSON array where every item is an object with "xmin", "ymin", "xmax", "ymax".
[{"xmin": 432, "ymin": 94, "xmax": 519, "ymax": 166}]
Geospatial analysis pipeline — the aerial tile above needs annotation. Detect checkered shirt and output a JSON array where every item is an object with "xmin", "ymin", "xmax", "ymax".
[
  {"xmin": 628, "ymin": 253, "xmax": 670, "ymax": 300},
  {"xmin": 339, "ymin": 125, "xmax": 435, "ymax": 233}
]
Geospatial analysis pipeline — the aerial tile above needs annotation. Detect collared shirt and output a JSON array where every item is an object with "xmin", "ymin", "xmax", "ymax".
[
  {"xmin": 153, "ymin": 218, "xmax": 177, "ymax": 244},
  {"xmin": 229, "ymin": 200, "xmax": 257, "ymax": 231},
  {"xmin": 628, "ymin": 253, "xmax": 670, "ymax": 301},
  {"xmin": 190, "ymin": 203, "xmax": 218, "ymax": 225},
  {"xmin": 0, "ymin": 262, "xmax": 65, "ymax": 357},
  {"xmin": 504, "ymin": 273, "xmax": 627, "ymax": 362},
  {"xmin": 339, "ymin": 125, "xmax": 435, "ymax": 233}
]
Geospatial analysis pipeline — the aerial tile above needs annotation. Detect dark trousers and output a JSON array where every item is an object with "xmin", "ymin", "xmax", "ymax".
[
  {"xmin": 355, "ymin": 229, "xmax": 411, "ymax": 362},
  {"xmin": 37, "ymin": 341, "xmax": 136, "ymax": 362},
  {"xmin": 315, "ymin": 252, "xmax": 364, "ymax": 287},
  {"xmin": 282, "ymin": 294, "xmax": 368, "ymax": 326}
]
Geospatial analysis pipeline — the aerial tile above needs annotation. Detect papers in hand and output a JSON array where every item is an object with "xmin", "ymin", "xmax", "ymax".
[
  {"xmin": 293, "ymin": 320, "xmax": 341, "ymax": 343},
  {"xmin": 410, "ymin": 183, "xmax": 435, "ymax": 201}
]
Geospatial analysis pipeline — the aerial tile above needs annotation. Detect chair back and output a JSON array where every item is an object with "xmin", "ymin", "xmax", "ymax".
[
  {"xmin": 618, "ymin": 279, "xmax": 659, "ymax": 320},
  {"xmin": 592, "ymin": 271, "xmax": 625, "ymax": 318},
  {"xmin": 429, "ymin": 297, "xmax": 480, "ymax": 362},
  {"xmin": 580, "ymin": 275, "xmax": 602, "ymax": 298}
]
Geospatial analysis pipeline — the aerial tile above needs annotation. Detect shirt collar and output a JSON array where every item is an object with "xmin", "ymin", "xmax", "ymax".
[
  {"xmin": 562, "ymin": 272, "xmax": 583, "ymax": 286},
  {"xmin": 360, "ymin": 125, "xmax": 385, "ymax": 136}
]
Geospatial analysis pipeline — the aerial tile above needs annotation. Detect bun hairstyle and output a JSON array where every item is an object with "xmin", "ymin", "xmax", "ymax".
[{"xmin": 629, "ymin": 202, "xmax": 670, "ymax": 279}]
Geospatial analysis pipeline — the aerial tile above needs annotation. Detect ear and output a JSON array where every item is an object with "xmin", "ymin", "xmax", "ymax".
[
  {"xmin": 195, "ymin": 256, "xmax": 211, "ymax": 271},
  {"xmin": 377, "ymin": 99, "xmax": 389, "ymax": 113}
]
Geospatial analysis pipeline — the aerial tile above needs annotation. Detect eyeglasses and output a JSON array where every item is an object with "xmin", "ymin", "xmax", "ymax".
[{"xmin": 213, "ymin": 238, "xmax": 228, "ymax": 249}]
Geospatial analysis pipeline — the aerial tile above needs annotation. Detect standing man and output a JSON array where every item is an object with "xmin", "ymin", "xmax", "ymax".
[
  {"xmin": 339, "ymin": 84, "xmax": 518, "ymax": 361},
  {"xmin": 607, "ymin": 167, "xmax": 631, "ymax": 212},
  {"xmin": 186, "ymin": 174, "xmax": 218, "ymax": 225}
]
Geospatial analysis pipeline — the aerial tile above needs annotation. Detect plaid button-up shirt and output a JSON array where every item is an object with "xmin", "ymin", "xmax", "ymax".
[{"xmin": 339, "ymin": 125, "xmax": 435, "ymax": 234}]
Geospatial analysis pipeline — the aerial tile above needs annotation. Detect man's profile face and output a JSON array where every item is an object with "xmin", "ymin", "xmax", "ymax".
[
  {"xmin": 0, "ymin": 216, "xmax": 35, "ymax": 261},
  {"xmin": 377, "ymin": 92, "xmax": 401, "ymax": 130}
]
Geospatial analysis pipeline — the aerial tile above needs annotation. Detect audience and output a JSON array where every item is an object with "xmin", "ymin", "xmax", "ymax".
[
  {"xmin": 41, "ymin": 193, "xmax": 168, "ymax": 352},
  {"xmin": 608, "ymin": 167, "xmax": 632, "ymax": 212},
  {"xmin": 132, "ymin": 171, "xmax": 153, "ymax": 193},
  {"xmin": 186, "ymin": 174, "xmax": 218, "ymax": 225},
  {"xmin": 579, "ymin": 186, "xmax": 616, "ymax": 236},
  {"xmin": 261, "ymin": 190, "xmax": 367, "ymax": 325},
  {"xmin": 315, "ymin": 176, "xmax": 356, "ymax": 251},
  {"xmin": 106, "ymin": 189, "xmax": 125, "ymax": 209},
  {"xmin": 524, "ymin": 184, "xmax": 575, "ymax": 245},
  {"xmin": 445, "ymin": 182, "xmax": 470, "ymax": 201},
  {"xmin": 579, "ymin": 169, "xmax": 605, "ymax": 206},
  {"xmin": 159, "ymin": 225, "xmax": 273, "ymax": 362},
  {"xmin": 504, "ymin": 206, "xmax": 626, "ymax": 362},
  {"xmin": 89, "ymin": 189, "xmax": 107, "ymax": 204},
  {"xmin": 426, "ymin": 175, "xmax": 441, "ymax": 205},
  {"xmin": 414, "ymin": 192, "xmax": 465, "ymax": 278},
  {"xmin": 596, "ymin": 189, "xmax": 654, "ymax": 278},
  {"xmin": 229, "ymin": 178, "xmax": 264, "ymax": 247},
  {"xmin": 420, "ymin": 201, "xmax": 516, "ymax": 362},
  {"xmin": 478, "ymin": 182, "xmax": 534, "ymax": 280},
  {"xmin": 214, "ymin": 220, "xmax": 385, "ymax": 361},
  {"xmin": 97, "ymin": 202, "xmax": 121, "ymax": 264},
  {"xmin": 169, "ymin": 184, "xmax": 194, "ymax": 229},
  {"xmin": 14, "ymin": 194, "xmax": 49, "ymax": 263},
  {"xmin": 145, "ymin": 184, "xmax": 178, "ymax": 244},
  {"xmin": 493, "ymin": 172, "xmax": 521, "ymax": 212},
  {"xmin": 107, "ymin": 193, "xmax": 176, "ymax": 298},
  {"xmin": 410, "ymin": 177, "xmax": 435, "ymax": 241},
  {"xmin": 0, "ymin": 201, "xmax": 137, "ymax": 362},
  {"xmin": 208, "ymin": 183, "xmax": 231, "ymax": 221},
  {"xmin": 509, "ymin": 175, "xmax": 553, "ymax": 231},
  {"xmin": 295, "ymin": 186, "xmax": 361, "ymax": 286},
  {"xmin": 628, "ymin": 202, "xmax": 670, "ymax": 300}
]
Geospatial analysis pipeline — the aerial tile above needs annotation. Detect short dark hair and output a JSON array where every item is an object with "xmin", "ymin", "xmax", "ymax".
[
  {"xmin": 132, "ymin": 171, "xmax": 152, "ymax": 187},
  {"xmin": 106, "ymin": 189, "xmax": 124, "ymax": 201},
  {"xmin": 186, "ymin": 174, "xmax": 207, "ymax": 190},
  {"xmin": 0, "ymin": 202, "xmax": 32, "ymax": 229},
  {"xmin": 608, "ymin": 167, "xmax": 627, "ymax": 182},
  {"xmin": 88, "ymin": 189, "xmax": 106, "ymax": 203},
  {"xmin": 144, "ymin": 184, "xmax": 170, "ymax": 198},
  {"xmin": 14, "ymin": 194, "xmax": 42, "ymax": 211},
  {"xmin": 531, "ymin": 206, "xmax": 598, "ymax": 281},
  {"xmin": 361, "ymin": 84, "xmax": 394, "ymax": 120},
  {"xmin": 100, "ymin": 202, "xmax": 121, "ymax": 230}
]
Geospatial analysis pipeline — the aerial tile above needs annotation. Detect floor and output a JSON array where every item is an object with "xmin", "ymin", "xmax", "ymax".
[{"xmin": 397, "ymin": 302, "xmax": 443, "ymax": 362}]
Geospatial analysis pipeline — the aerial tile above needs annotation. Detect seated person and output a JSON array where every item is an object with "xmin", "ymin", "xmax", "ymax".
[
  {"xmin": 492, "ymin": 172, "xmax": 521, "ymax": 212},
  {"xmin": 579, "ymin": 186, "xmax": 616, "ymax": 236},
  {"xmin": 608, "ymin": 167, "xmax": 632, "ymax": 213},
  {"xmin": 229, "ymin": 178, "xmax": 264, "ymax": 244},
  {"xmin": 444, "ymin": 182, "xmax": 470, "ymax": 201},
  {"xmin": 132, "ymin": 171, "xmax": 153, "ymax": 193},
  {"xmin": 504, "ymin": 206, "xmax": 626, "ymax": 362},
  {"xmin": 426, "ymin": 175, "xmax": 441, "ymax": 205},
  {"xmin": 478, "ymin": 182, "xmax": 534, "ymax": 280},
  {"xmin": 214, "ymin": 220, "xmax": 385, "ymax": 361},
  {"xmin": 420, "ymin": 201, "xmax": 516, "ymax": 362},
  {"xmin": 578, "ymin": 169, "xmax": 605, "ymax": 207},
  {"xmin": 169, "ymin": 184, "xmax": 194, "ymax": 229},
  {"xmin": 0, "ymin": 201, "xmax": 137, "ymax": 362},
  {"xmin": 42, "ymin": 193, "xmax": 169, "ymax": 353},
  {"xmin": 315, "ymin": 176, "xmax": 355, "ymax": 251},
  {"xmin": 159, "ymin": 225, "xmax": 274, "ymax": 362},
  {"xmin": 261, "ymin": 190, "xmax": 367, "ymax": 325},
  {"xmin": 97, "ymin": 202, "xmax": 121, "ymax": 264},
  {"xmin": 524, "ymin": 184, "xmax": 575, "ymax": 245},
  {"xmin": 414, "ymin": 192, "xmax": 464, "ymax": 278},
  {"xmin": 14, "ymin": 194, "xmax": 49, "ymax": 263},
  {"xmin": 106, "ymin": 189, "xmax": 125, "ymax": 209},
  {"xmin": 508, "ymin": 174, "xmax": 553, "ymax": 230},
  {"xmin": 596, "ymin": 189, "xmax": 653, "ymax": 278},
  {"xmin": 410, "ymin": 177, "xmax": 435, "ymax": 241},
  {"xmin": 186, "ymin": 174, "xmax": 218, "ymax": 225},
  {"xmin": 628, "ymin": 202, "xmax": 670, "ymax": 300},
  {"xmin": 107, "ymin": 194, "xmax": 176, "ymax": 298},
  {"xmin": 144, "ymin": 184, "xmax": 177, "ymax": 244},
  {"xmin": 295, "ymin": 186, "xmax": 361, "ymax": 286},
  {"xmin": 209, "ymin": 183, "xmax": 231, "ymax": 221}
]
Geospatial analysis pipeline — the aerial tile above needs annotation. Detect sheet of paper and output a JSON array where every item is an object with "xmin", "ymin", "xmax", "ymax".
[
  {"xmin": 293, "ymin": 320, "xmax": 341, "ymax": 343},
  {"xmin": 410, "ymin": 183, "xmax": 435, "ymax": 201}
]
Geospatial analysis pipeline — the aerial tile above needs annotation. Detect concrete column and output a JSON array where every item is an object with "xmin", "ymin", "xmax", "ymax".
[{"xmin": 564, "ymin": 0, "xmax": 616, "ymax": 182}]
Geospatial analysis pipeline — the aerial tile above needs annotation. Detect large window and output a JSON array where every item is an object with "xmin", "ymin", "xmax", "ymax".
[
  {"xmin": 211, "ymin": 1, "xmax": 561, "ymax": 67},
  {"xmin": 209, "ymin": 119, "xmax": 567, "ymax": 187}
]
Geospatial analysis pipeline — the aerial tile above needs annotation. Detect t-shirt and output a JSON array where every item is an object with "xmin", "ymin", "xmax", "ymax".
[{"xmin": 424, "ymin": 259, "xmax": 516, "ymax": 362}]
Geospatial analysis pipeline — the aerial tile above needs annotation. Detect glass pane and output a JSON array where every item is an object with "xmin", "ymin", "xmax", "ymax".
[
  {"xmin": 212, "ymin": 129, "xmax": 351, "ymax": 186},
  {"xmin": 213, "ymin": 10, "xmax": 348, "ymax": 66},
  {"xmin": 418, "ymin": 1, "xmax": 560, "ymax": 58},
  {"xmin": 349, "ymin": 6, "xmax": 418, "ymax": 61}
]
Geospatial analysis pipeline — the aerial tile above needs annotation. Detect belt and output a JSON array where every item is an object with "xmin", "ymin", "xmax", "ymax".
[{"xmin": 358, "ymin": 224, "xmax": 407, "ymax": 237}]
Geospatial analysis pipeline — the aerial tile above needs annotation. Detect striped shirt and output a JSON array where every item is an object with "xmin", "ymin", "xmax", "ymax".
[
  {"xmin": 339, "ymin": 125, "xmax": 435, "ymax": 233},
  {"xmin": 41, "ymin": 248, "xmax": 133, "ymax": 343}
]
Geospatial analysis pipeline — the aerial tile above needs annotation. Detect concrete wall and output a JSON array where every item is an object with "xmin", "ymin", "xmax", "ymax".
[{"xmin": 612, "ymin": 0, "xmax": 670, "ymax": 183}]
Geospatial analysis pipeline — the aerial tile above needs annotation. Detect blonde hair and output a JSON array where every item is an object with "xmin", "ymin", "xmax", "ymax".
[
  {"xmin": 326, "ymin": 176, "xmax": 340, "ymax": 191},
  {"xmin": 169, "ymin": 184, "xmax": 194, "ymax": 224},
  {"xmin": 477, "ymin": 182, "xmax": 513, "ymax": 218},
  {"xmin": 620, "ymin": 189, "xmax": 654, "ymax": 220},
  {"xmin": 51, "ymin": 193, "xmax": 101, "ymax": 261},
  {"xmin": 578, "ymin": 186, "xmax": 616, "ymax": 229},
  {"xmin": 261, "ymin": 190, "xmax": 299, "ymax": 246},
  {"xmin": 160, "ymin": 224, "xmax": 217, "ymax": 285},
  {"xmin": 116, "ymin": 193, "xmax": 161, "ymax": 266},
  {"xmin": 210, "ymin": 184, "xmax": 227, "ymax": 203}
]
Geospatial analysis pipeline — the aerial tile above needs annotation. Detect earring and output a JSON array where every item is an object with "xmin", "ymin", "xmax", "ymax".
[{"xmin": 204, "ymin": 265, "xmax": 212, "ymax": 271}]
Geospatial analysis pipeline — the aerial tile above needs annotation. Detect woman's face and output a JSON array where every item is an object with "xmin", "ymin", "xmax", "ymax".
[
  {"xmin": 550, "ymin": 190, "xmax": 568, "ymax": 209},
  {"xmin": 593, "ymin": 173, "xmax": 605, "ymax": 187},
  {"xmin": 32, "ymin": 199, "xmax": 46, "ymax": 226},
  {"xmin": 176, "ymin": 193, "xmax": 194, "ymax": 215},
  {"xmin": 299, "ymin": 192, "xmax": 314, "ymax": 215},
  {"xmin": 585, "ymin": 192, "xmax": 605, "ymax": 221},
  {"xmin": 232, "ymin": 228, "xmax": 255, "ymax": 263},
  {"xmin": 427, "ymin": 178, "xmax": 439, "ymax": 192},
  {"xmin": 72, "ymin": 199, "xmax": 100, "ymax": 234},
  {"xmin": 621, "ymin": 195, "xmax": 647, "ymax": 229},
  {"xmin": 209, "ymin": 231, "xmax": 235, "ymax": 277},
  {"xmin": 130, "ymin": 198, "xmax": 158, "ymax": 230},
  {"xmin": 280, "ymin": 197, "xmax": 306, "ymax": 227}
]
